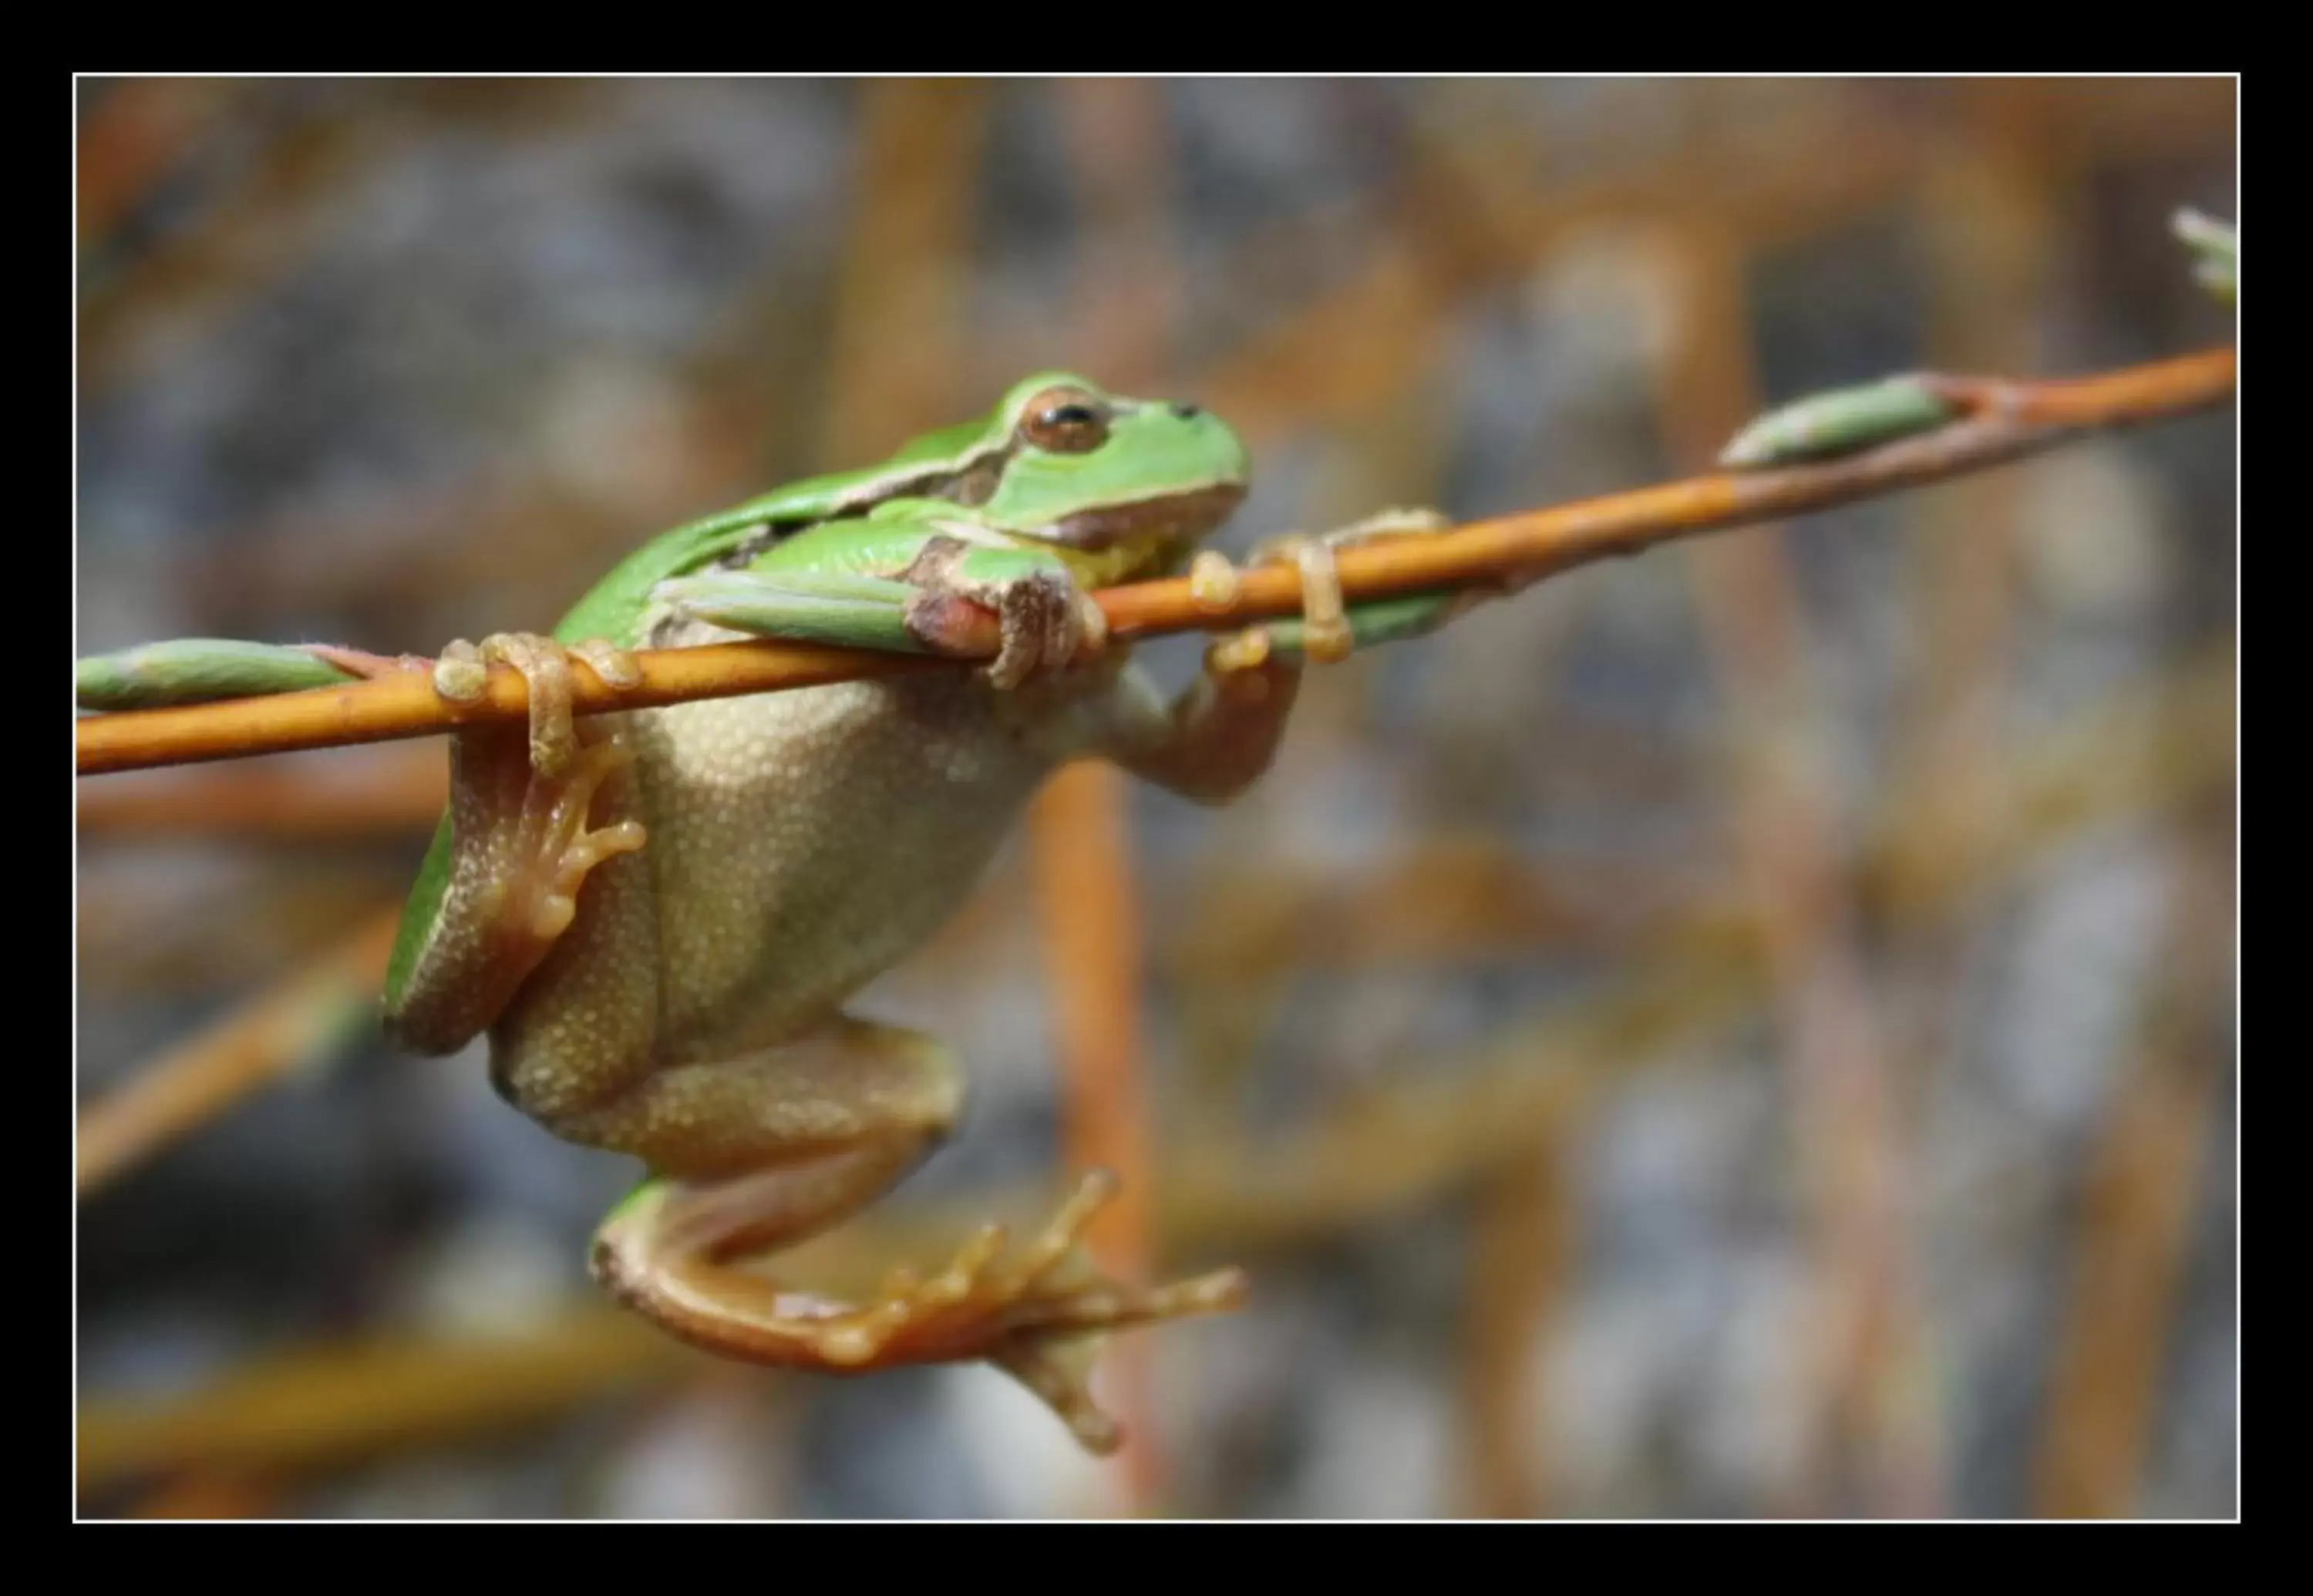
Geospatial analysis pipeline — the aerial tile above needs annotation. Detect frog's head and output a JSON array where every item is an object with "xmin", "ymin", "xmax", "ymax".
[{"xmin": 954, "ymin": 372, "xmax": 1250, "ymax": 559}]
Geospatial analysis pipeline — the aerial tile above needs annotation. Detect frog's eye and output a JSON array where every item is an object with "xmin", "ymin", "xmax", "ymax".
[{"xmin": 1018, "ymin": 388, "xmax": 1111, "ymax": 455}]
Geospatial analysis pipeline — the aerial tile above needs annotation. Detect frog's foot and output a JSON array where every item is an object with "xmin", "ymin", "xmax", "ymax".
[
  {"xmin": 1203, "ymin": 507, "xmax": 1459, "ymax": 666},
  {"xmin": 594, "ymin": 1168, "xmax": 1247, "ymax": 1455},
  {"xmin": 382, "ymin": 648, "xmax": 648, "ymax": 1056},
  {"xmin": 430, "ymin": 631, "xmax": 642, "ymax": 778},
  {"xmin": 476, "ymin": 731, "xmax": 649, "ymax": 946},
  {"xmin": 900, "ymin": 540, "xmax": 1108, "ymax": 691},
  {"xmin": 433, "ymin": 635, "xmax": 648, "ymax": 949}
]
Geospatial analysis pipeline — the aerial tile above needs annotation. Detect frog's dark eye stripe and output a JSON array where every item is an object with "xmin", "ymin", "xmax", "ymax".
[
  {"xmin": 947, "ymin": 460, "xmax": 1002, "ymax": 507},
  {"xmin": 1018, "ymin": 387, "xmax": 1110, "ymax": 455}
]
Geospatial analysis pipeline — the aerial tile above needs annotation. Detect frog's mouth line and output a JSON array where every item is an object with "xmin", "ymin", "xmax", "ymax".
[{"xmin": 1045, "ymin": 483, "xmax": 1247, "ymax": 553}]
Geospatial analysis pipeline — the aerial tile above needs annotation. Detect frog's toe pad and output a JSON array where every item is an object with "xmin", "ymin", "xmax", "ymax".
[
  {"xmin": 983, "ymin": 571, "xmax": 1097, "ymax": 689},
  {"xmin": 435, "ymin": 631, "xmax": 621, "ymax": 777},
  {"xmin": 496, "ymin": 735, "xmax": 646, "ymax": 942},
  {"xmin": 591, "ymin": 1170, "xmax": 1244, "ymax": 1454},
  {"xmin": 431, "ymin": 640, "xmax": 490, "ymax": 704},
  {"xmin": 802, "ymin": 1170, "xmax": 1245, "ymax": 1449}
]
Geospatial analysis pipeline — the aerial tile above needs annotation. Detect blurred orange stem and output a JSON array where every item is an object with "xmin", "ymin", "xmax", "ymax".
[
  {"xmin": 77, "ymin": 745, "xmax": 445, "ymax": 837},
  {"xmin": 76, "ymin": 909, "xmax": 399, "ymax": 1195},
  {"xmin": 2032, "ymin": 807, "xmax": 2234, "ymax": 1517},
  {"xmin": 1659, "ymin": 216, "xmax": 1938, "ymax": 1515},
  {"xmin": 1030, "ymin": 759, "xmax": 1163, "ymax": 1494}
]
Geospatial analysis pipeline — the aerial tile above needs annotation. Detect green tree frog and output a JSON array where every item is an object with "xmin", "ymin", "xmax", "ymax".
[{"xmin": 84, "ymin": 372, "xmax": 1452, "ymax": 1453}]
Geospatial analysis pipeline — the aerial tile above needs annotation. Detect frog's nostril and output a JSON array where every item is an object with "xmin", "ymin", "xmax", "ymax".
[{"xmin": 1171, "ymin": 402, "xmax": 1202, "ymax": 419}]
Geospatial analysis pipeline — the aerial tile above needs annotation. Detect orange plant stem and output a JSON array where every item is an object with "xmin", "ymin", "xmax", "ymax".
[
  {"xmin": 76, "ymin": 910, "xmax": 400, "ymax": 1194},
  {"xmin": 76, "ymin": 347, "xmax": 2234, "ymax": 777}
]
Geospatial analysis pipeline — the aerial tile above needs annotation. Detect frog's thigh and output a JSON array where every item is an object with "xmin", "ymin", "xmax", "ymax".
[{"xmin": 564, "ymin": 1015, "xmax": 961, "ymax": 1256}]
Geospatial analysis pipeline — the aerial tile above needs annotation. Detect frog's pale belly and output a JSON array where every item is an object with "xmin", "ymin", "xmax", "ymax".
[
  {"xmin": 503, "ymin": 667, "xmax": 1092, "ymax": 1089},
  {"xmin": 642, "ymin": 674, "xmax": 1066, "ymax": 1056}
]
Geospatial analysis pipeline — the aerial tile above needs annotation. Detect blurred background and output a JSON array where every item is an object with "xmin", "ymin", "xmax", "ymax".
[{"xmin": 75, "ymin": 77, "xmax": 2237, "ymax": 1519}]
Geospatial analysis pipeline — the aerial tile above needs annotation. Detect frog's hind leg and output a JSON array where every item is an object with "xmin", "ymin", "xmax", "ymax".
[{"xmin": 580, "ymin": 1018, "xmax": 1244, "ymax": 1454}]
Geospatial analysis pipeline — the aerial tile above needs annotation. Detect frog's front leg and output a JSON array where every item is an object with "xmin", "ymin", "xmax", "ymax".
[
  {"xmin": 897, "ymin": 537, "xmax": 1109, "ymax": 689},
  {"xmin": 382, "ymin": 633, "xmax": 647, "ymax": 1054},
  {"xmin": 656, "ymin": 531, "xmax": 1103, "ymax": 691},
  {"xmin": 576, "ymin": 1018, "xmax": 1245, "ymax": 1454},
  {"xmin": 1090, "ymin": 510, "xmax": 1466, "ymax": 801},
  {"xmin": 1092, "ymin": 641, "xmax": 1304, "ymax": 803}
]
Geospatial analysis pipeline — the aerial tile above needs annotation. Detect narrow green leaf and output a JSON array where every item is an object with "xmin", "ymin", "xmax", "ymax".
[
  {"xmin": 1719, "ymin": 376, "xmax": 1962, "ymax": 470},
  {"xmin": 76, "ymin": 639, "xmax": 361, "ymax": 712},
  {"xmin": 2173, "ymin": 209, "xmax": 2237, "ymax": 307}
]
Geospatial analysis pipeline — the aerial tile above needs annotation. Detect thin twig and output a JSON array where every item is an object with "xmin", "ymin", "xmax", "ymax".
[
  {"xmin": 76, "ymin": 345, "xmax": 2234, "ymax": 778},
  {"xmin": 76, "ymin": 910, "xmax": 400, "ymax": 1195}
]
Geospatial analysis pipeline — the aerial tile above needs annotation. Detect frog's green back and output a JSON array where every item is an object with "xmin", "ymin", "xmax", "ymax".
[
  {"xmin": 550, "ymin": 503, "xmax": 795, "ymax": 647},
  {"xmin": 548, "ymin": 415, "xmax": 1008, "ymax": 648}
]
